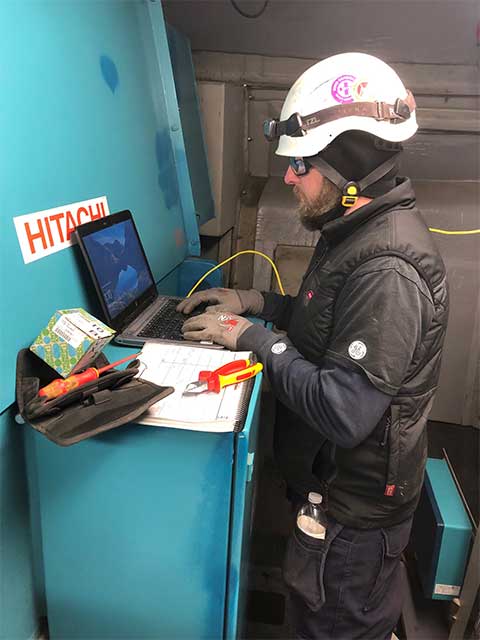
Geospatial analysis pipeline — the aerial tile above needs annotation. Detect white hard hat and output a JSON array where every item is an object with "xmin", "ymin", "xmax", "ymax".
[{"xmin": 264, "ymin": 52, "xmax": 417, "ymax": 158}]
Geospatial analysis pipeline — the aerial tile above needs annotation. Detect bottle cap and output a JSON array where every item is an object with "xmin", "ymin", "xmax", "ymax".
[{"xmin": 308, "ymin": 492, "xmax": 323, "ymax": 505}]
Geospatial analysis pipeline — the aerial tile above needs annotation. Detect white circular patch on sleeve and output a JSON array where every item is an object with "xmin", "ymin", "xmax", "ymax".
[
  {"xmin": 271, "ymin": 342, "xmax": 287, "ymax": 355},
  {"xmin": 348, "ymin": 340, "xmax": 367, "ymax": 360}
]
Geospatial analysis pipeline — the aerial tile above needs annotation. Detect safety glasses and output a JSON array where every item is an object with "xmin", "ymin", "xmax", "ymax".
[{"xmin": 289, "ymin": 157, "xmax": 310, "ymax": 176}]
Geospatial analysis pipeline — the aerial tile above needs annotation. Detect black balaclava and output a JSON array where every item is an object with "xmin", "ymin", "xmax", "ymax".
[
  {"xmin": 302, "ymin": 130, "xmax": 403, "ymax": 229},
  {"xmin": 313, "ymin": 129, "xmax": 402, "ymax": 198}
]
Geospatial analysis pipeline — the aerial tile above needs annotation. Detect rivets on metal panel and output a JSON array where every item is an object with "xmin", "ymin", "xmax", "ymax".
[{"xmin": 247, "ymin": 137, "xmax": 253, "ymax": 142}]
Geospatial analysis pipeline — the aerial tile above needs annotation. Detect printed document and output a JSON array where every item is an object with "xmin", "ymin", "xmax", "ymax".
[{"xmin": 136, "ymin": 343, "xmax": 255, "ymax": 432}]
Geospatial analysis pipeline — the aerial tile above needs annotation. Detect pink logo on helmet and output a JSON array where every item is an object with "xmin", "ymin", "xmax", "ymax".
[{"xmin": 331, "ymin": 75, "xmax": 357, "ymax": 103}]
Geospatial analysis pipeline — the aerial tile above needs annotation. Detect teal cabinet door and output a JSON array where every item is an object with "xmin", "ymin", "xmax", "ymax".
[{"xmin": 26, "ymin": 425, "xmax": 235, "ymax": 639}]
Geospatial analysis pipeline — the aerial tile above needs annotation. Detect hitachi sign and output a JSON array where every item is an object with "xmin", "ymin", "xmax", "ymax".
[{"xmin": 13, "ymin": 196, "xmax": 110, "ymax": 264}]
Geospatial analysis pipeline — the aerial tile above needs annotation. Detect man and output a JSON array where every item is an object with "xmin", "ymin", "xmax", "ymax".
[{"xmin": 177, "ymin": 53, "xmax": 448, "ymax": 639}]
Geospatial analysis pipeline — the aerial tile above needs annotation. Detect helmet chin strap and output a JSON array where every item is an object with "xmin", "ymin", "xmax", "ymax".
[{"xmin": 308, "ymin": 153, "xmax": 401, "ymax": 215}]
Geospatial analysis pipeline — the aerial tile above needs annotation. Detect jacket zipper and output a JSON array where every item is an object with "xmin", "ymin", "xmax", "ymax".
[
  {"xmin": 379, "ymin": 410, "xmax": 398, "ymax": 497},
  {"xmin": 379, "ymin": 414, "xmax": 391, "ymax": 448},
  {"xmin": 302, "ymin": 240, "xmax": 328, "ymax": 285}
]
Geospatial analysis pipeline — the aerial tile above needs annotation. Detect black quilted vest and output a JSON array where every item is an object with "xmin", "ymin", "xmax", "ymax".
[{"xmin": 278, "ymin": 178, "xmax": 449, "ymax": 528}]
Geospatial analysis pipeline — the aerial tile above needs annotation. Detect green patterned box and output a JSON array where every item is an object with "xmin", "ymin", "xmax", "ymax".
[{"xmin": 30, "ymin": 309, "xmax": 115, "ymax": 377}]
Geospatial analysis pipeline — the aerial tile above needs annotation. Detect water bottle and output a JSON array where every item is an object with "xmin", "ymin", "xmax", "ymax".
[{"xmin": 296, "ymin": 492, "xmax": 327, "ymax": 540}]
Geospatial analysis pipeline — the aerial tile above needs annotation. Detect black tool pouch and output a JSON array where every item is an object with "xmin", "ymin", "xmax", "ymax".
[{"xmin": 16, "ymin": 349, "xmax": 174, "ymax": 446}]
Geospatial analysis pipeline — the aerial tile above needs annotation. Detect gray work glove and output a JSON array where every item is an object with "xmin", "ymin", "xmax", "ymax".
[
  {"xmin": 181, "ymin": 311, "xmax": 253, "ymax": 350},
  {"xmin": 176, "ymin": 288, "xmax": 264, "ymax": 316}
]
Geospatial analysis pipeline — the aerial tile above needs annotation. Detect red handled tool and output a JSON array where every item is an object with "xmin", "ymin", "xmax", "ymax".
[
  {"xmin": 38, "ymin": 352, "xmax": 141, "ymax": 400},
  {"xmin": 183, "ymin": 358, "xmax": 263, "ymax": 395}
]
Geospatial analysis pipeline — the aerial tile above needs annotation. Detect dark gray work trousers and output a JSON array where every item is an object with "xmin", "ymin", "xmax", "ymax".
[{"xmin": 283, "ymin": 514, "xmax": 413, "ymax": 639}]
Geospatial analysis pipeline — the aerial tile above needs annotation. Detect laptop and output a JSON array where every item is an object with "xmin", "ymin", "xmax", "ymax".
[{"xmin": 74, "ymin": 209, "xmax": 220, "ymax": 348}]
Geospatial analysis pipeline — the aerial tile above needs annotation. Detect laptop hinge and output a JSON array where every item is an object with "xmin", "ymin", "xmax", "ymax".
[{"xmin": 123, "ymin": 293, "xmax": 158, "ymax": 329}]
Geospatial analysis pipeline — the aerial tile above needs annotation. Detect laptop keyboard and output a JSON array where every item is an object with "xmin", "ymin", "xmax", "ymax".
[{"xmin": 138, "ymin": 299, "xmax": 207, "ymax": 341}]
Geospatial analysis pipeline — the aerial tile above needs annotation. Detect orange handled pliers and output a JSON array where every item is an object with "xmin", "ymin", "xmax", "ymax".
[{"xmin": 183, "ymin": 358, "xmax": 263, "ymax": 395}]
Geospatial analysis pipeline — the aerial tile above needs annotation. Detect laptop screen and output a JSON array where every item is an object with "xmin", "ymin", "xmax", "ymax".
[{"xmin": 77, "ymin": 212, "xmax": 156, "ymax": 324}]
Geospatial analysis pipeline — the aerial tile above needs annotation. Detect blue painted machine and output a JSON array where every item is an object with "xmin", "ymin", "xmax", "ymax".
[
  {"xmin": 411, "ymin": 458, "xmax": 473, "ymax": 600},
  {"xmin": 2, "ymin": 2, "xmax": 262, "ymax": 638}
]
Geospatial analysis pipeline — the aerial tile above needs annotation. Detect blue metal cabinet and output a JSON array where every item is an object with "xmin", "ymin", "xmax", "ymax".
[
  {"xmin": 411, "ymin": 458, "xmax": 473, "ymax": 601},
  {"xmin": 24, "ymin": 373, "xmax": 262, "ymax": 639},
  {"xmin": 167, "ymin": 25, "xmax": 215, "ymax": 227},
  {"xmin": 0, "ymin": 408, "xmax": 38, "ymax": 640},
  {"xmin": 226, "ymin": 381, "xmax": 262, "ymax": 639},
  {"xmin": 0, "ymin": 0, "xmax": 199, "ymax": 411},
  {"xmin": 4, "ymin": 3, "xmax": 253, "ymax": 636}
]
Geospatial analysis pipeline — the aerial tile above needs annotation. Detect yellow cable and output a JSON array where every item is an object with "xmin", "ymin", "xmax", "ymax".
[
  {"xmin": 428, "ymin": 228, "xmax": 480, "ymax": 235},
  {"xmin": 187, "ymin": 229, "xmax": 478, "ymax": 298},
  {"xmin": 187, "ymin": 250, "xmax": 286, "ymax": 298}
]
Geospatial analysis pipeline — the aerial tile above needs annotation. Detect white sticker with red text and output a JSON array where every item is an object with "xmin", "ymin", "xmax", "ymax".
[
  {"xmin": 13, "ymin": 196, "xmax": 110, "ymax": 264},
  {"xmin": 434, "ymin": 584, "xmax": 461, "ymax": 597}
]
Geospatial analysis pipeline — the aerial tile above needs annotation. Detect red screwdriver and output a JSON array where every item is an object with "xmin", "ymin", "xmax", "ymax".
[{"xmin": 38, "ymin": 352, "xmax": 141, "ymax": 400}]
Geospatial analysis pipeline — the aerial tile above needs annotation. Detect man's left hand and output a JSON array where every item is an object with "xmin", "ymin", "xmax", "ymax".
[{"xmin": 181, "ymin": 311, "xmax": 253, "ymax": 350}]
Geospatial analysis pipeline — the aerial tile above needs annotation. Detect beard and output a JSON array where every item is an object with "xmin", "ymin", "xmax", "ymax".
[{"xmin": 294, "ymin": 178, "xmax": 342, "ymax": 231}]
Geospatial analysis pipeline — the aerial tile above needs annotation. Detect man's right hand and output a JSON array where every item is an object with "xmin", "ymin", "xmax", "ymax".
[{"xmin": 176, "ymin": 287, "xmax": 264, "ymax": 316}]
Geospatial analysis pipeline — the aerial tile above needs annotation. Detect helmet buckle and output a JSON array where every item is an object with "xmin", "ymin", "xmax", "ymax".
[
  {"xmin": 341, "ymin": 182, "xmax": 359, "ymax": 207},
  {"xmin": 287, "ymin": 113, "xmax": 305, "ymax": 138},
  {"xmin": 375, "ymin": 101, "xmax": 390, "ymax": 121},
  {"xmin": 393, "ymin": 98, "xmax": 411, "ymax": 121},
  {"xmin": 342, "ymin": 195, "xmax": 358, "ymax": 207}
]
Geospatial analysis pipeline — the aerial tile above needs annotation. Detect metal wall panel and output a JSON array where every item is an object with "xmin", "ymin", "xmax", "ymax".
[
  {"xmin": 415, "ymin": 181, "xmax": 480, "ymax": 426},
  {"xmin": 164, "ymin": 1, "xmax": 478, "ymax": 65},
  {"xmin": 198, "ymin": 82, "xmax": 246, "ymax": 237},
  {"xmin": 193, "ymin": 52, "xmax": 479, "ymax": 100}
]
